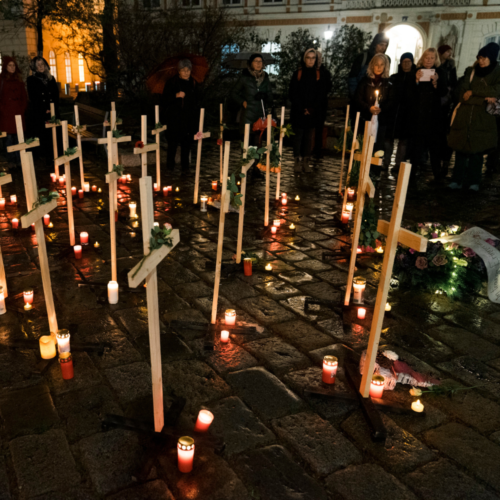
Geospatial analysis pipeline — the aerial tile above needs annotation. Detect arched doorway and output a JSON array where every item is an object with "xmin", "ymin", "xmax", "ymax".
[{"xmin": 385, "ymin": 24, "xmax": 424, "ymax": 75}]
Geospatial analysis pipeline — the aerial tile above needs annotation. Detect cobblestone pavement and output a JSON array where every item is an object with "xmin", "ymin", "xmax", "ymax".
[{"xmin": 1, "ymin": 137, "xmax": 500, "ymax": 500}]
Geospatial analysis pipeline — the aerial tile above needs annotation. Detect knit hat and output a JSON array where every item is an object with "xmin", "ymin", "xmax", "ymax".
[
  {"xmin": 478, "ymin": 42, "xmax": 500, "ymax": 62},
  {"xmin": 248, "ymin": 53, "xmax": 264, "ymax": 66},
  {"xmin": 438, "ymin": 45, "xmax": 452, "ymax": 55},
  {"xmin": 400, "ymin": 52, "xmax": 414, "ymax": 63}
]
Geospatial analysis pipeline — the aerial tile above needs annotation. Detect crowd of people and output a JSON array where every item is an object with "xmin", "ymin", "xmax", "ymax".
[{"xmin": 1, "ymin": 41, "xmax": 500, "ymax": 191}]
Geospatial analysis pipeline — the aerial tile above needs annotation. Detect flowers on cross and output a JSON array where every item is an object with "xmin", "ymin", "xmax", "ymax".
[{"xmin": 135, "ymin": 141, "xmax": 144, "ymax": 149}]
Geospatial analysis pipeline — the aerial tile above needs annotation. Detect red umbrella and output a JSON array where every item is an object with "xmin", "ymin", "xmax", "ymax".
[{"xmin": 146, "ymin": 55, "xmax": 209, "ymax": 94}]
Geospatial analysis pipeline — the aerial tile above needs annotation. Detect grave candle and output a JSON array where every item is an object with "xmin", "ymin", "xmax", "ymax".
[
  {"xmin": 212, "ymin": 180, "xmax": 218, "ymax": 191},
  {"xmin": 177, "ymin": 436, "xmax": 195, "ymax": 473},
  {"xmin": 346, "ymin": 202, "xmax": 354, "ymax": 220},
  {"xmin": 94, "ymin": 241, "xmax": 100, "ymax": 249},
  {"xmin": 0, "ymin": 198, "xmax": 5, "ymax": 209},
  {"xmin": 0, "ymin": 286, "xmax": 6, "ymax": 315},
  {"xmin": 23, "ymin": 288, "xmax": 34, "ymax": 305},
  {"xmin": 356, "ymin": 247, "xmax": 362, "ymax": 254},
  {"xmin": 120, "ymin": 175, "xmax": 127, "ymax": 184},
  {"xmin": 289, "ymin": 223, "xmax": 295, "ymax": 230},
  {"xmin": 24, "ymin": 303, "xmax": 32, "ymax": 312},
  {"xmin": 71, "ymin": 186, "xmax": 76, "ymax": 196},
  {"xmin": 127, "ymin": 174, "xmax": 132, "ymax": 182},
  {"xmin": 175, "ymin": 187, "xmax": 179, "ymax": 192},
  {"xmin": 273, "ymin": 219, "xmax": 280, "ymax": 227},
  {"xmin": 352, "ymin": 277, "xmax": 366, "ymax": 305},
  {"xmin": 154, "ymin": 182, "xmax": 158, "ymax": 191},
  {"xmin": 225, "ymin": 309, "xmax": 236, "ymax": 326},
  {"xmin": 347, "ymin": 188, "xmax": 355, "ymax": 201},
  {"xmin": 78, "ymin": 189, "xmax": 84, "ymax": 199},
  {"xmin": 376, "ymin": 246, "xmax": 384, "ymax": 254},
  {"xmin": 271, "ymin": 226, "xmax": 277, "ymax": 235},
  {"xmin": 163, "ymin": 187, "xmax": 168, "ymax": 197},
  {"xmin": 411, "ymin": 399, "xmax": 424, "ymax": 413},
  {"xmin": 220, "ymin": 330, "xmax": 230, "ymax": 343},
  {"xmin": 322, "ymin": 356, "xmax": 338, "ymax": 384},
  {"xmin": 48, "ymin": 222, "xmax": 54, "ymax": 228},
  {"xmin": 194, "ymin": 410, "xmax": 214, "ymax": 432},
  {"xmin": 129, "ymin": 202, "xmax": 137, "ymax": 218},
  {"xmin": 265, "ymin": 263, "xmax": 272, "ymax": 272},
  {"xmin": 31, "ymin": 223, "xmax": 35, "ymax": 232},
  {"xmin": 83, "ymin": 182, "xmax": 90, "ymax": 192},
  {"xmin": 80, "ymin": 232, "xmax": 89, "ymax": 245},
  {"xmin": 11, "ymin": 218, "xmax": 18, "ymax": 229},
  {"xmin": 281, "ymin": 192, "xmax": 287, "ymax": 199},
  {"xmin": 385, "ymin": 302, "xmax": 391, "ymax": 312},
  {"xmin": 357, "ymin": 308, "xmax": 366, "ymax": 320},
  {"xmin": 369, "ymin": 375, "xmax": 385, "ymax": 399},
  {"xmin": 295, "ymin": 195, "xmax": 300, "ymax": 201},
  {"xmin": 200, "ymin": 195, "xmax": 208, "ymax": 212},
  {"xmin": 153, "ymin": 222, "xmax": 159, "ymax": 227},
  {"xmin": 10, "ymin": 194, "xmax": 17, "ymax": 204},
  {"xmin": 50, "ymin": 173, "xmax": 57, "ymax": 182},
  {"xmin": 341, "ymin": 211, "xmax": 350, "ymax": 224},
  {"xmin": 92, "ymin": 185, "xmax": 97, "ymax": 192},
  {"xmin": 59, "ymin": 352, "xmax": 74, "ymax": 380},
  {"xmin": 167, "ymin": 186, "xmax": 172, "ymax": 194},
  {"xmin": 39, "ymin": 335, "xmax": 56, "ymax": 359},
  {"xmin": 108, "ymin": 281, "xmax": 119, "ymax": 304},
  {"xmin": 243, "ymin": 258, "xmax": 252, "ymax": 276},
  {"xmin": 98, "ymin": 188, "xmax": 102, "ymax": 193},
  {"xmin": 74, "ymin": 245, "xmax": 82, "ymax": 259},
  {"xmin": 43, "ymin": 214, "xmax": 50, "ymax": 226},
  {"xmin": 282, "ymin": 198, "xmax": 287, "ymax": 206},
  {"xmin": 56, "ymin": 329, "xmax": 71, "ymax": 353},
  {"xmin": 58, "ymin": 176, "xmax": 64, "ymax": 185}
]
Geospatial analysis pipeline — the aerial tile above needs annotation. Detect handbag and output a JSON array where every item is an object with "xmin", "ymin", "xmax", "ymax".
[{"xmin": 450, "ymin": 69, "xmax": 475, "ymax": 126}]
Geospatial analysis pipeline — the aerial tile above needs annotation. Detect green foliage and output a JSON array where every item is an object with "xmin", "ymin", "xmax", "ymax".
[
  {"xmin": 280, "ymin": 123, "xmax": 295, "ymax": 138},
  {"xmin": 112, "ymin": 164, "xmax": 124, "ymax": 176},
  {"xmin": 155, "ymin": 122, "xmax": 163, "ymax": 129},
  {"xmin": 347, "ymin": 161, "xmax": 360, "ymax": 189},
  {"xmin": 132, "ymin": 227, "xmax": 174, "ymax": 279},
  {"xmin": 334, "ymin": 124, "xmax": 353, "ymax": 154},
  {"xmin": 112, "ymin": 128, "xmax": 125, "ymax": 139},
  {"xmin": 227, "ymin": 172, "xmax": 243, "ymax": 208},
  {"xmin": 48, "ymin": 116, "xmax": 61, "ymax": 125},
  {"xmin": 359, "ymin": 198, "xmax": 381, "ymax": 250},
  {"xmin": 0, "ymin": 172, "xmax": 6, "ymax": 177},
  {"xmin": 25, "ymin": 137, "xmax": 39, "ymax": 144},
  {"xmin": 26, "ymin": 188, "xmax": 59, "ymax": 215},
  {"xmin": 64, "ymin": 147, "xmax": 78, "ymax": 156},
  {"xmin": 422, "ymin": 384, "xmax": 485, "ymax": 397}
]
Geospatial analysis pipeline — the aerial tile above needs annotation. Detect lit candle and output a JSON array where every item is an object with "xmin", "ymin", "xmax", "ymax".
[
  {"xmin": 108, "ymin": 281, "xmax": 119, "ymax": 304},
  {"xmin": 98, "ymin": 188, "xmax": 102, "ymax": 193},
  {"xmin": 353, "ymin": 277, "xmax": 366, "ymax": 305},
  {"xmin": 357, "ymin": 308, "xmax": 366, "ymax": 320},
  {"xmin": 163, "ymin": 187, "xmax": 168, "ymax": 197},
  {"xmin": 74, "ymin": 245, "xmax": 82, "ymax": 259},
  {"xmin": 346, "ymin": 203, "xmax": 354, "ymax": 220},
  {"xmin": 55, "ymin": 329, "xmax": 70, "ymax": 353},
  {"xmin": 411, "ymin": 399, "xmax": 424, "ymax": 413},
  {"xmin": 24, "ymin": 303, "xmax": 32, "ymax": 312},
  {"xmin": 59, "ymin": 352, "xmax": 74, "ymax": 380},
  {"xmin": 225, "ymin": 309, "xmax": 236, "ymax": 326},
  {"xmin": 80, "ymin": 232, "xmax": 89, "ymax": 245},
  {"xmin": 167, "ymin": 186, "xmax": 172, "ymax": 194},
  {"xmin": 48, "ymin": 222, "xmax": 54, "ymax": 228},
  {"xmin": 10, "ymin": 194, "xmax": 17, "ymax": 204},
  {"xmin": 375, "ymin": 89, "xmax": 379, "ymax": 105},
  {"xmin": 347, "ymin": 187, "xmax": 355, "ymax": 201},
  {"xmin": 243, "ymin": 257, "xmax": 252, "ymax": 276},
  {"xmin": 78, "ymin": 189, "xmax": 84, "ymax": 199},
  {"xmin": 341, "ymin": 211, "xmax": 350, "ymax": 224},
  {"xmin": 220, "ymin": 330, "xmax": 230, "ymax": 343},
  {"xmin": 212, "ymin": 180, "xmax": 218, "ymax": 191},
  {"xmin": 0, "ymin": 286, "xmax": 6, "ymax": 315},
  {"xmin": 385, "ymin": 302, "xmax": 391, "ymax": 312},
  {"xmin": 58, "ymin": 176, "xmax": 64, "ymax": 185},
  {"xmin": 153, "ymin": 182, "xmax": 158, "ymax": 191},
  {"xmin": 127, "ymin": 174, "xmax": 132, "ymax": 182},
  {"xmin": 200, "ymin": 195, "xmax": 208, "ymax": 212},
  {"xmin": 0, "ymin": 198, "xmax": 5, "ymax": 209},
  {"xmin": 281, "ymin": 192, "xmax": 287, "ymax": 199},
  {"xmin": 273, "ymin": 219, "xmax": 280, "ymax": 227},
  {"xmin": 289, "ymin": 223, "xmax": 295, "ymax": 230},
  {"xmin": 376, "ymin": 246, "xmax": 384, "ymax": 254},
  {"xmin": 265, "ymin": 263, "xmax": 272, "ymax": 272},
  {"xmin": 92, "ymin": 185, "xmax": 97, "ymax": 192},
  {"xmin": 31, "ymin": 223, "xmax": 35, "ymax": 232},
  {"xmin": 153, "ymin": 222, "xmax": 159, "ymax": 227},
  {"xmin": 282, "ymin": 198, "xmax": 287, "ymax": 206},
  {"xmin": 194, "ymin": 410, "xmax": 214, "ymax": 432},
  {"xmin": 322, "ymin": 355, "xmax": 338, "ymax": 384},
  {"xmin": 39, "ymin": 335, "xmax": 56, "ymax": 359},
  {"xmin": 23, "ymin": 288, "xmax": 34, "ymax": 305},
  {"xmin": 295, "ymin": 195, "xmax": 300, "ymax": 201},
  {"xmin": 94, "ymin": 241, "xmax": 100, "ymax": 248},
  {"xmin": 120, "ymin": 175, "xmax": 127, "ymax": 184},
  {"xmin": 175, "ymin": 187, "xmax": 179, "ymax": 192},
  {"xmin": 50, "ymin": 173, "xmax": 57, "ymax": 182},
  {"xmin": 271, "ymin": 226, "xmax": 277, "ymax": 235},
  {"xmin": 83, "ymin": 182, "xmax": 90, "ymax": 192},
  {"xmin": 369, "ymin": 374, "xmax": 385, "ymax": 399},
  {"xmin": 177, "ymin": 436, "xmax": 195, "ymax": 473},
  {"xmin": 356, "ymin": 247, "xmax": 362, "ymax": 254},
  {"xmin": 129, "ymin": 202, "xmax": 137, "ymax": 218},
  {"xmin": 43, "ymin": 214, "xmax": 50, "ymax": 226}
]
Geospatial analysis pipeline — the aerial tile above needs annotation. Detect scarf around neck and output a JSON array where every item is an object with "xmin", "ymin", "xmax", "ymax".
[{"xmin": 248, "ymin": 66, "xmax": 265, "ymax": 87}]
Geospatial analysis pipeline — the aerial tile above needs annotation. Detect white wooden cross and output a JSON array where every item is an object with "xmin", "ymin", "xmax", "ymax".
[
  {"xmin": 264, "ymin": 114, "xmax": 272, "ymax": 227},
  {"xmin": 133, "ymin": 115, "xmax": 159, "ymax": 178},
  {"xmin": 211, "ymin": 141, "xmax": 231, "ymax": 325},
  {"xmin": 236, "ymin": 124, "xmax": 256, "ymax": 263},
  {"xmin": 340, "ymin": 112, "xmax": 360, "ymax": 215},
  {"xmin": 70, "ymin": 104, "xmax": 88, "ymax": 188},
  {"xmin": 128, "ymin": 176, "xmax": 180, "ymax": 431},
  {"xmin": 344, "ymin": 122, "xmax": 377, "ymax": 306},
  {"xmin": 15, "ymin": 117, "xmax": 59, "ymax": 333},
  {"xmin": 193, "ymin": 108, "xmax": 211, "ymax": 204},
  {"xmin": 219, "ymin": 103, "xmax": 224, "ymax": 183},
  {"xmin": 0, "ymin": 170, "xmax": 13, "ymax": 300},
  {"xmin": 97, "ymin": 111, "xmax": 131, "ymax": 167},
  {"xmin": 338, "ymin": 104, "xmax": 350, "ymax": 196},
  {"xmin": 359, "ymin": 162, "xmax": 428, "ymax": 397},
  {"xmin": 45, "ymin": 103, "xmax": 61, "ymax": 178},
  {"xmin": 274, "ymin": 106, "xmax": 285, "ymax": 200},
  {"xmin": 151, "ymin": 105, "xmax": 166, "ymax": 192}
]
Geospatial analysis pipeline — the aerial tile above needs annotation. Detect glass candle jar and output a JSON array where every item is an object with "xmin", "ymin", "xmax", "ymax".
[
  {"xmin": 177, "ymin": 436, "xmax": 195, "ymax": 473},
  {"xmin": 225, "ymin": 309, "xmax": 236, "ymax": 326},
  {"xmin": 56, "ymin": 329, "xmax": 71, "ymax": 353},
  {"xmin": 243, "ymin": 258, "xmax": 252, "ymax": 277},
  {"xmin": 322, "ymin": 355, "xmax": 338, "ymax": 384},
  {"xmin": 200, "ymin": 195, "xmax": 208, "ymax": 212},
  {"xmin": 353, "ymin": 277, "xmax": 366, "ymax": 305},
  {"xmin": 369, "ymin": 374, "xmax": 385, "ymax": 399},
  {"xmin": 59, "ymin": 352, "xmax": 74, "ymax": 380},
  {"xmin": 194, "ymin": 410, "xmax": 214, "ymax": 432}
]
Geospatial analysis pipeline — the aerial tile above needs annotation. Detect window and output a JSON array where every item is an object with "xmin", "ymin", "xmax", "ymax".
[
  {"xmin": 182, "ymin": 0, "xmax": 201, "ymax": 7},
  {"xmin": 262, "ymin": 42, "xmax": 280, "ymax": 75},
  {"xmin": 49, "ymin": 50, "xmax": 57, "ymax": 80},
  {"xmin": 78, "ymin": 53, "xmax": 85, "ymax": 82},
  {"xmin": 223, "ymin": 0, "xmax": 242, "ymax": 5},
  {"xmin": 65, "ymin": 52, "xmax": 72, "ymax": 84},
  {"xmin": 143, "ymin": 0, "xmax": 160, "ymax": 7},
  {"xmin": 262, "ymin": 0, "xmax": 283, "ymax": 4},
  {"xmin": 484, "ymin": 36, "xmax": 500, "ymax": 60}
]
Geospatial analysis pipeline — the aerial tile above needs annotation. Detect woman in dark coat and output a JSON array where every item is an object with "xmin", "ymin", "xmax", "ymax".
[
  {"xmin": 0, "ymin": 56, "xmax": 28, "ymax": 166},
  {"xmin": 161, "ymin": 59, "xmax": 200, "ymax": 173},
  {"xmin": 448, "ymin": 43, "xmax": 500, "ymax": 191},
  {"xmin": 387, "ymin": 52, "xmax": 416, "ymax": 172},
  {"xmin": 354, "ymin": 53, "xmax": 393, "ymax": 170},
  {"xmin": 289, "ymin": 48, "xmax": 330, "ymax": 173},
  {"xmin": 26, "ymin": 56, "xmax": 60, "ymax": 162},
  {"xmin": 408, "ymin": 48, "xmax": 448, "ymax": 180}
]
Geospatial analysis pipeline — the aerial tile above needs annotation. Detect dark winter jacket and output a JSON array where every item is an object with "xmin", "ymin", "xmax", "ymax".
[
  {"xmin": 408, "ymin": 66, "xmax": 448, "ymax": 140},
  {"xmin": 27, "ymin": 73, "xmax": 59, "ymax": 136},
  {"xmin": 0, "ymin": 57, "xmax": 28, "ymax": 134},
  {"xmin": 160, "ymin": 75, "xmax": 200, "ymax": 139},
  {"xmin": 318, "ymin": 64, "xmax": 333, "ymax": 115},
  {"xmin": 348, "ymin": 33, "xmax": 391, "ymax": 98},
  {"xmin": 354, "ymin": 76, "xmax": 393, "ymax": 126},
  {"xmin": 230, "ymin": 68, "xmax": 273, "ymax": 128},
  {"xmin": 441, "ymin": 59, "xmax": 458, "ymax": 90},
  {"xmin": 388, "ymin": 64, "xmax": 416, "ymax": 139},
  {"xmin": 448, "ymin": 63, "xmax": 500, "ymax": 154}
]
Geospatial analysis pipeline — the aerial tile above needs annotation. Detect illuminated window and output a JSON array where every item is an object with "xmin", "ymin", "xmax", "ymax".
[
  {"xmin": 78, "ymin": 53, "xmax": 85, "ymax": 82},
  {"xmin": 49, "ymin": 50, "xmax": 57, "ymax": 80},
  {"xmin": 65, "ymin": 52, "xmax": 72, "ymax": 83},
  {"xmin": 261, "ymin": 42, "xmax": 280, "ymax": 75}
]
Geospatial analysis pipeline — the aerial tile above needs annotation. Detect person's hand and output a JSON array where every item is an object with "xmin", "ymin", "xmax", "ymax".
[
  {"xmin": 46, "ymin": 110, "xmax": 50, "ymax": 113},
  {"xmin": 243, "ymin": 101, "xmax": 247, "ymax": 109},
  {"xmin": 485, "ymin": 97, "xmax": 497, "ymax": 104},
  {"xmin": 176, "ymin": 91, "xmax": 185, "ymax": 98},
  {"xmin": 416, "ymin": 70, "xmax": 423, "ymax": 82},
  {"xmin": 304, "ymin": 109, "xmax": 310, "ymax": 115},
  {"xmin": 370, "ymin": 106, "xmax": 381, "ymax": 115},
  {"xmin": 463, "ymin": 90, "xmax": 472, "ymax": 101},
  {"xmin": 431, "ymin": 72, "xmax": 438, "ymax": 88}
]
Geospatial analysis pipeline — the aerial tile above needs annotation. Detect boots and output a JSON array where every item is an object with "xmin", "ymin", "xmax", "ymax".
[
  {"xmin": 294, "ymin": 158, "xmax": 302, "ymax": 173},
  {"xmin": 302, "ymin": 157, "xmax": 313, "ymax": 173}
]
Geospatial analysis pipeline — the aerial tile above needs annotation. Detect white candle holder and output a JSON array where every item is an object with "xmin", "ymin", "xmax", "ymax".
[
  {"xmin": 200, "ymin": 195, "xmax": 208, "ymax": 212},
  {"xmin": 353, "ymin": 277, "xmax": 366, "ymax": 305},
  {"xmin": 108, "ymin": 281, "xmax": 119, "ymax": 304},
  {"xmin": 56, "ymin": 329, "xmax": 71, "ymax": 353}
]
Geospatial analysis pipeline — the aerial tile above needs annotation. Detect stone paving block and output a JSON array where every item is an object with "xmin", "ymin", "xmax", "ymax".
[
  {"xmin": 489, "ymin": 356, "xmax": 500, "ymax": 373},
  {"xmin": 233, "ymin": 445, "xmax": 328, "ymax": 500},
  {"xmin": 325, "ymin": 464, "xmax": 418, "ymax": 500},
  {"xmin": 0, "ymin": 350, "xmax": 41, "ymax": 391},
  {"xmin": 255, "ymin": 280, "xmax": 301, "ymax": 300},
  {"xmin": 157, "ymin": 259, "xmax": 200, "ymax": 286},
  {"xmin": 136, "ymin": 331, "xmax": 193, "ymax": 362},
  {"xmin": 444, "ymin": 311, "xmax": 500, "ymax": 343},
  {"xmin": 237, "ymin": 295, "xmax": 296, "ymax": 326},
  {"xmin": 209, "ymin": 396, "xmax": 276, "ymax": 457},
  {"xmin": 272, "ymin": 412, "xmax": 362, "ymax": 476},
  {"xmin": 404, "ymin": 459, "xmax": 499, "ymax": 500},
  {"xmin": 220, "ymin": 280, "xmax": 258, "ymax": 301},
  {"xmin": 278, "ymin": 270, "xmax": 316, "ymax": 284},
  {"xmin": 279, "ymin": 295, "xmax": 336, "ymax": 322},
  {"xmin": 62, "ymin": 310, "xmax": 118, "ymax": 339},
  {"xmin": 491, "ymin": 430, "xmax": 500, "ymax": 445},
  {"xmin": 113, "ymin": 306, "xmax": 152, "ymax": 339},
  {"xmin": 105, "ymin": 362, "xmax": 153, "ymax": 405},
  {"xmin": 10, "ymin": 429, "xmax": 81, "ymax": 498},
  {"xmin": 227, "ymin": 367, "xmax": 304, "ymax": 420},
  {"xmin": 275, "ymin": 250, "xmax": 309, "ymax": 262},
  {"xmin": 342, "ymin": 410, "xmax": 435, "ymax": 473},
  {"xmin": 298, "ymin": 281, "xmax": 341, "ymax": 301},
  {"xmin": 90, "ymin": 331, "xmax": 142, "ymax": 370},
  {"xmin": 390, "ymin": 303, "xmax": 443, "ymax": 329},
  {"xmin": 107, "ymin": 480, "xmax": 175, "ymax": 500},
  {"xmin": 299, "ymin": 230, "xmax": 330, "ymax": 241},
  {"xmin": 424, "ymin": 423, "xmax": 500, "ymax": 494},
  {"xmin": 78, "ymin": 429, "xmax": 146, "ymax": 496},
  {"xmin": 239, "ymin": 272, "xmax": 278, "ymax": 286},
  {"xmin": 0, "ymin": 456, "xmax": 10, "ymax": 500},
  {"xmin": 287, "ymin": 240, "xmax": 318, "ymax": 251},
  {"xmin": 162, "ymin": 360, "xmax": 231, "ymax": 412},
  {"xmin": 316, "ymin": 269, "xmax": 348, "ymax": 286},
  {"xmin": 175, "ymin": 281, "xmax": 213, "ymax": 299},
  {"xmin": 316, "ymin": 315, "xmax": 345, "ymax": 338},
  {"xmin": 32, "ymin": 488, "xmax": 99, "ymax": 500},
  {"xmin": 193, "ymin": 295, "xmax": 233, "ymax": 316},
  {"xmin": 244, "ymin": 337, "xmax": 311, "ymax": 376},
  {"xmin": 295, "ymin": 259, "xmax": 333, "ymax": 272},
  {"xmin": 163, "ymin": 309, "xmax": 208, "ymax": 341},
  {"xmin": 308, "ymin": 343, "xmax": 353, "ymax": 365},
  {"xmin": 272, "ymin": 320, "xmax": 333, "ymax": 352},
  {"xmin": 428, "ymin": 324, "xmax": 500, "ymax": 361},
  {"xmin": 0, "ymin": 383, "xmax": 59, "ymax": 439}
]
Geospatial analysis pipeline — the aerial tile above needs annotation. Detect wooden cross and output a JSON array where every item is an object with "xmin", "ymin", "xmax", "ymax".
[
  {"xmin": 193, "ymin": 108, "xmax": 211, "ymax": 204},
  {"xmin": 0, "ymin": 171, "xmax": 13, "ymax": 299},
  {"xmin": 264, "ymin": 114, "xmax": 272, "ymax": 227},
  {"xmin": 359, "ymin": 162, "xmax": 428, "ymax": 397},
  {"xmin": 274, "ymin": 106, "xmax": 285, "ymax": 200},
  {"xmin": 127, "ymin": 176, "xmax": 180, "ymax": 432},
  {"xmin": 133, "ymin": 115, "xmax": 159, "ymax": 178},
  {"xmin": 151, "ymin": 105, "xmax": 166, "ymax": 192},
  {"xmin": 340, "ymin": 112, "xmax": 360, "ymax": 215},
  {"xmin": 97, "ymin": 111, "xmax": 131, "ymax": 169},
  {"xmin": 45, "ymin": 103, "xmax": 61, "ymax": 178},
  {"xmin": 219, "ymin": 103, "xmax": 224, "ymax": 183},
  {"xmin": 211, "ymin": 141, "xmax": 231, "ymax": 325},
  {"xmin": 344, "ymin": 122, "xmax": 377, "ymax": 306},
  {"xmin": 71, "ymin": 104, "xmax": 88, "ymax": 188},
  {"xmin": 236, "ymin": 124, "xmax": 255, "ymax": 263},
  {"xmin": 338, "ymin": 104, "xmax": 350, "ymax": 196}
]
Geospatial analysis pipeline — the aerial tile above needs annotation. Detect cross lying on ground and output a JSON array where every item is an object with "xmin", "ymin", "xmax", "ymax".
[
  {"xmin": 193, "ymin": 108, "xmax": 210, "ymax": 204},
  {"xmin": 45, "ymin": 103, "xmax": 61, "ymax": 178},
  {"xmin": 151, "ymin": 105, "xmax": 166, "ymax": 192},
  {"xmin": 134, "ymin": 115, "xmax": 159, "ymax": 178}
]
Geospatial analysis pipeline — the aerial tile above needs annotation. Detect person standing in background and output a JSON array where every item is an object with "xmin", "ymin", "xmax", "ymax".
[{"xmin": 312, "ymin": 51, "xmax": 332, "ymax": 159}]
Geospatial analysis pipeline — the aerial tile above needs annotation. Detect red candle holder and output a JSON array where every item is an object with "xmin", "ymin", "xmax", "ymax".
[
  {"xmin": 43, "ymin": 214, "xmax": 50, "ymax": 226},
  {"xmin": 0, "ymin": 198, "xmax": 5, "ymax": 210},
  {"xmin": 59, "ymin": 352, "xmax": 74, "ymax": 380},
  {"xmin": 177, "ymin": 436, "xmax": 195, "ymax": 473},
  {"xmin": 357, "ymin": 307, "xmax": 366, "ymax": 320},
  {"xmin": 78, "ymin": 189, "xmax": 84, "ymax": 199},
  {"xmin": 11, "ymin": 218, "xmax": 19, "ymax": 229},
  {"xmin": 212, "ymin": 181, "xmax": 218, "ymax": 191},
  {"xmin": 23, "ymin": 288, "xmax": 34, "ymax": 305},
  {"xmin": 322, "ymin": 355, "xmax": 338, "ymax": 384},
  {"xmin": 74, "ymin": 245, "xmax": 82, "ymax": 259},
  {"xmin": 194, "ymin": 410, "xmax": 214, "ymax": 432},
  {"xmin": 341, "ymin": 211, "xmax": 350, "ymax": 224},
  {"xmin": 370, "ymin": 375, "xmax": 385, "ymax": 399},
  {"xmin": 243, "ymin": 258, "xmax": 252, "ymax": 276}
]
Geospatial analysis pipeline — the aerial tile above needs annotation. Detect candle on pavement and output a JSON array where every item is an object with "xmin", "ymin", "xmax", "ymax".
[
  {"xmin": 56, "ymin": 329, "xmax": 71, "ymax": 353},
  {"xmin": 194, "ymin": 410, "xmax": 214, "ymax": 432},
  {"xmin": 243, "ymin": 258, "xmax": 252, "ymax": 276},
  {"xmin": 177, "ymin": 436, "xmax": 195, "ymax": 473},
  {"xmin": 322, "ymin": 356, "xmax": 338, "ymax": 384},
  {"xmin": 225, "ymin": 309, "xmax": 236, "ymax": 326},
  {"xmin": 83, "ymin": 182, "xmax": 90, "ymax": 192},
  {"xmin": 411, "ymin": 399, "xmax": 424, "ymax": 413},
  {"xmin": 369, "ymin": 375, "xmax": 385, "ymax": 399},
  {"xmin": 357, "ymin": 308, "xmax": 366, "ymax": 320},
  {"xmin": 220, "ymin": 330, "xmax": 230, "ymax": 343},
  {"xmin": 43, "ymin": 214, "xmax": 50, "ymax": 226},
  {"xmin": 0, "ymin": 286, "xmax": 6, "ymax": 315},
  {"xmin": 0, "ymin": 198, "xmax": 5, "ymax": 209},
  {"xmin": 80, "ymin": 232, "xmax": 89, "ymax": 245},
  {"xmin": 59, "ymin": 352, "xmax": 74, "ymax": 380},
  {"xmin": 39, "ymin": 335, "xmax": 56, "ymax": 359},
  {"xmin": 74, "ymin": 245, "xmax": 82, "ymax": 259},
  {"xmin": 23, "ymin": 288, "xmax": 34, "ymax": 305},
  {"xmin": 11, "ymin": 218, "xmax": 18, "ymax": 229},
  {"xmin": 108, "ymin": 281, "xmax": 119, "ymax": 304}
]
